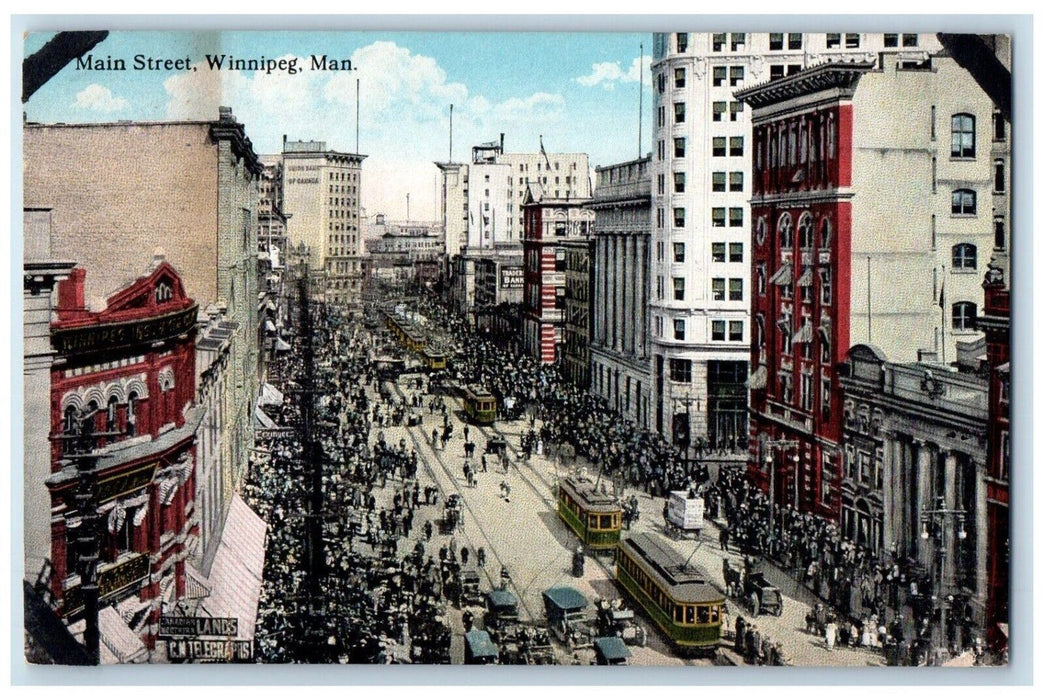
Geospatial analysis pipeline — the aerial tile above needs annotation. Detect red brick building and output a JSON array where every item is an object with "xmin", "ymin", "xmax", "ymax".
[
  {"xmin": 46, "ymin": 254, "xmax": 201, "ymax": 649},
  {"xmin": 979, "ymin": 269, "xmax": 1009, "ymax": 650},
  {"xmin": 521, "ymin": 186, "xmax": 593, "ymax": 364},
  {"xmin": 739, "ymin": 64, "xmax": 865, "ymax": 520}
]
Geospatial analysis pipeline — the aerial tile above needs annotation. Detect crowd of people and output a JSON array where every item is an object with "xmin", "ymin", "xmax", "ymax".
[{"xmin": 244, "ymin": 303, "xmax": 453, "ymax": 663}]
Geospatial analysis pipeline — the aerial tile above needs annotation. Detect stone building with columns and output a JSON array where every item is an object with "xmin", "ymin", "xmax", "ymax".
[
  {"xmin": 589, "ymin": 157, "xmax": 652, "ymax": 427},
  {"xmin": 839, "ymin": 343, "xmax": 989, "ymax": 639}
]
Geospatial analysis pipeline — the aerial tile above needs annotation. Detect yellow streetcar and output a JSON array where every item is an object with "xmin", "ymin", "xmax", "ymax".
[
  {"xmin": 420, "ymin": 348, "xmax": 447, "ymax": 371},
  {"xmin": 556, "ymin": 475, "xmax": 622, "ymax": 552},
  {"xmin": 615, "ymin": 533, "xmax": 724, "ymax": 655},
  {"xmin": 462, "ymin": 385, "xmax": 497, "ymax": 425}
]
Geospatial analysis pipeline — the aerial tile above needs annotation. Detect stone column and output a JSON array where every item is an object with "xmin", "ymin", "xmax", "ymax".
[
  {"xmin": 914, "ymin": 439, "xmax": 933, "ymax": 563},
  {"xmin": 880, "ymin": 432, "xmax": 894, "ymax": 562}
]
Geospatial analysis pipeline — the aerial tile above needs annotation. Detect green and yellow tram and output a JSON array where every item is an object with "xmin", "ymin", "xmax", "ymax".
[
  {"xmin": 420, "ymin": 347, "xmax": 446, "ymax": 371},
  {"xmin": 615, "ymin": 533, "xmax": 724, "ymax": 655},
  {"xmin": 556, "ymin": 476, "xmax": 622, "ymax": 552},
  {"xmin": 462, "ymin": 385, "xmax": 497, "ymax": 425}
]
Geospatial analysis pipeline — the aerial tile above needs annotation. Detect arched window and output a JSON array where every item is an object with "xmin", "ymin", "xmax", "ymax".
[
  {"xmin": 64, "ymin": 405, "xmax": 77, "ymax": 437},
  {"xmin": 951, "ymin": 301, "xmax": 977, "ymax": 332},
  {"xmin": 951, "ymin": 113, "xmax": 976, "ymax": 158},
  {"xmin": 952, "ymin": 243, "xmax": 977, "ymax": 270},
  {"xmin": 127, "ymin": 392, "xmax": 138, "ymax": 437},
  {"xmin": 820, "ymin": 218, "xmax": 832, "ymax": 249},
  {"xmin": 778, "ymin": 213, "xmax": 794, "ymax": 249},
  {"xmin": 755, "ymin": 217, "xmax": 767, "ymax": 246},
  {"xmin": 106, "ymin": 396, "xmax": 119, "ymax": 433},
  {"xmin": 951, "ymin": 188, "xmax": 977, "ymax": 215},
  {"xmin": 798, "ymin": 213, "xmax": 814, "ymax": 249}
]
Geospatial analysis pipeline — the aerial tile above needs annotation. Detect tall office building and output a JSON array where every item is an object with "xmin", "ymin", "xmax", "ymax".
[
  {"xmin": 271, "ymin": 138, "xmax": 366, "ymax": 306},
  {"xmin": 649, "ymin": 31, "xmax": 943, "ymax": 450}
]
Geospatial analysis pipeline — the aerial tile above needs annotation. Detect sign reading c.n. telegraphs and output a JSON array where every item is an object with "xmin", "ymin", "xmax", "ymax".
[{"xmin": 51, "ymin": 304, "xmax": 199, "ymax": 356}]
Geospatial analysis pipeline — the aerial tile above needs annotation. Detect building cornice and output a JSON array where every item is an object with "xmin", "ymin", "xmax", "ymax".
[{"xmin": 735, "ymin": 61, "xmax": 875, "ymax": 110}]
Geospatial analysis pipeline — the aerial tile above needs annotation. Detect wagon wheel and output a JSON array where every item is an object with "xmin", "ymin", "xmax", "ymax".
[{"xmin": 774, "ymin": 600, "xmax": 783, "ymax": 617}]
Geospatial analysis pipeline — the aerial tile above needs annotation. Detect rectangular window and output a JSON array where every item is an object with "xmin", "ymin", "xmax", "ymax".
[
  {"xmin": 712, "ymin": 33, "xmax": 726, "ymax": 51},
  {"xmin": 993, "ymin": 110, "xmax": 1006, "ymax": 141},
  {"xmin": 673, "ymin": 242, "xmax": 685, "ymax": 263},
  {"xmin": 657, "ymin": 106, "xmax": 665, "ymax": 128},
  {"xmin": 730, "ymin": 65, "xmax": 745, "ymax": 86},
  {"xmin": 780, "ymin": 370, "xmax": 793, "ymax": 403},
  {"xmin": 826, "ymin": 33, "xmax": 841, "ymax": 48},
  {"xmin": 820, "ymin": 269, "xmax": 833, "ymax": 305},
  {"xmin": 952, "ymin": 189, "xmax": 977, "ymax": 215},
  {"xmin": 674, "ymin": 102, "xmax": 686, "ymax": 123},
  {"xmin": 669, "ymin": 358, "xmax": 692, "ymax": 383},
  {"xmin": 658, "ymin": 139, "xmax": 665, "ymax": 160},
  {"xmin": 883, "ymin": 33, "xmax": 898, "ymax": 47},
  {"xmin": 713, "ymin": 101, "xmax": 726, "ymax": 122},
  {"xmin": 712, "ymin": 320, "xmax": 726, "ymax": 341},
  {"xmin": 676, "ymin": 33, "xmax": 688, "ymax": 53},
  {"xmin": 731, "ymin": 33, "xmax": 746, "ymax": 50},
  {"xmin": 821, "ymin": 377, "xmax": 832, "ymax": 420},
  {"xmin": 788, "ymin": 64, "xmax": 802, "ymax": 76},
  {"xmin": 729, "ymin": 278, "xmax": 743, "ymax": 301},
  {"xmin": 729, "ymin": 207, "xmax": 743, "ymax": 227},
  {"xmin": 712, "ymin": 242, "xmax": 726, "ymax": 262},
  {"xmin": 712, "ymin": 171, "xmax": 726, "ymax": 192},
  {"xmin": 902, "ymin": 33, "xmax": 918, "ymax": 47},
  {"xmin": 658, "ymin": 173, "xmax": 665, "ymax": 195},
  {"xmin": 656, "ymin": 276, "xmax": 664, "ymax": 300},
  {"xmin": 729, "ymin": 171, "xmax": 744, "ymax": 192},
  {"xmin": 729, "ymin": 321, "xmax": 743, "ymax": 342},
  {"xmin": 674, "ymin": 138, "xmax": 686, "ymax": 158},
  {"xmin": 994, "ymin": 215, "xmax": 1006, "ymax": 250},
  {"xmin": 674, "ymin": 171, "xmax": 686, "ymax": 193},
  {"xmin": 730, "ymin": 101, "xmax": 743, "ymax": 121},
  {"xmin": 674, "ymin": 319, "xmax": 685, "ymax": 341},
  {"xmin": 713, "ymin": 137, "xmax": 726, "ymax": 157},
  {"xmin": 656, "ymin": 207, "xmax": 664, "ymax": 229},
  {"xmin": 789, "ymin": 33, "xmax": 803, "ymax": 50},
  {"xmin": 730, "ymin": 136, "xmax": 744, "ymax": 156},
  {"xmin": 994, "ymin": 159, "xmax": 1006, "ymax": 193},
  {"xmin": 845, "ymin": 33, "xmax": 860, "ymax": 48},
  {"xmin": 712, "ymin": 278, "xmax": 726, "ymax": 301},
  {"xmin": 673, "ymin": 208, "xmax": 686, "ymax": 228},
  {"xmin": 673, "ymin": 277, "xmax": 685, "ymax": 301},
  {"xmin": 769, "ymin": 33, "xmax": 784, "ymax": 51},
  {"xmin": 712, "ymin": 208, "xmax": 726, "ymax": 227},
  {"xmin": 675, "ymin": 67, "xmax": 686, "ymax": 88},
  {"xmin": 713, "ymin": 66, "xmax": 727, "ymax": 86},
  {"xmin": 951, "ymin": 114, "xmax": 976, "ymax": 157},
  {"xmin": 770, "ymin": 64, "xmax": 785, "ymax": 80},
  {"xmin": 729, "ymin": 242, "xmax": 743, "ymax": 262}
]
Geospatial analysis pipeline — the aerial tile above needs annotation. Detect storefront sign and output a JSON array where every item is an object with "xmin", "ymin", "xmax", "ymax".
[
  {"xmin": 167, "ymin": 638, "xmax": 254, "ymax": 662},
  {"xmin": 500, "ymin": 266, "xmax": 524, "ymax": 289},
  {"xmin": 160, "ymin": 616, "xmax": 239, "ymax": 639},
  {"xmin": 52, "ymin": 304, "xmax": 199, "ymax": 355},
  {"xmin": 96, "ymin": 461, "xmax": 159, "ymax": 503},
  {"xmin": 63, "ymin": 552, "xmax": 151, "ymax": 616}
]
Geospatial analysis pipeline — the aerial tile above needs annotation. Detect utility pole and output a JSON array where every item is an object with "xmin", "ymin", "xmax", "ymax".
[
  {"xmin": 60, "ymin": 409, "xmax": 120, "ymax": 666},
  {"xmin": 921, "ymin": 496, "xmax": 968, "ymax": 658}
]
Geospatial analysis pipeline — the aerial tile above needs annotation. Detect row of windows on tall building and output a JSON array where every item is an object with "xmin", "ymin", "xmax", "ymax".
[
  {"xmin": 671, "ymin": 32, "xmax": 920, "ymax": 54},
  {"xmin": 655, "ymin": 241, "xmax": 744, "ymax": 264},
  {"xmin": 654, "ymin": 316, "xmax": 744, "ymax": 345}
]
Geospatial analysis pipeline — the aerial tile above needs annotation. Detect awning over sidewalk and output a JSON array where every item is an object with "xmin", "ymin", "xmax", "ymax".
[
  {"xmin": 254, "ymin": 407, "xmax": 277, "ymax": 430},
  {"xmin": 98, "ymin": 606, "xmax": 148, "ymax": 664},
  {"xmin": 258, "ymin": 382, "xmax": 284, "ymax": 408},
  {"xmin": 201, "ymin": 495, "xmax": 267, "ymax": 641}
]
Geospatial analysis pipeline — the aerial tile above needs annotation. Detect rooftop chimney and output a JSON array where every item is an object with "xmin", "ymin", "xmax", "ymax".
[{"xmin": 57, "ymin": 267, "xmax": 87, "ymax": 314}]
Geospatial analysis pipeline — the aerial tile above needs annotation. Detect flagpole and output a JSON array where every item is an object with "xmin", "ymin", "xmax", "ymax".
[{"xmin": 638, "ymin": 42, "xmax": 644, "ymax": 159}]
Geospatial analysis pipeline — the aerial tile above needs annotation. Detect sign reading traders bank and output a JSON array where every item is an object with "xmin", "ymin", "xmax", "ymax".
[{"xmin": 51, "ymin": 304, "xmax": 199, "ymax": 355}]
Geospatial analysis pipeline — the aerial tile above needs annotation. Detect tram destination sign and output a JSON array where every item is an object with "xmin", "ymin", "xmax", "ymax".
[
  {"xmin": 159, "ymin": 615, "xmax": 239, "ymax": 639},
  {"xmin": 167, "ymin": 638, "xmax": 254, "ymax": 662}
]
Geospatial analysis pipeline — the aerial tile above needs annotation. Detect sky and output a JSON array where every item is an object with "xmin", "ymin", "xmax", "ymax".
[{"xmin": 23, "ymin": 31, "xmax": 653, "ymax": 221}]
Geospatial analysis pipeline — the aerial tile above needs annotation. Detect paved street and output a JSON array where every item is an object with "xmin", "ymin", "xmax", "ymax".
[{"xmin": 376, "ymin": 365, "xmax": 886, "ymax": 667}]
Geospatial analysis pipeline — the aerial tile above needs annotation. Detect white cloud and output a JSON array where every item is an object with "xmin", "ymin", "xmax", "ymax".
[
  {"xmin": 161, "ymin": 42, "xmax": 567, "ymax": 220},
  {"xmin": 74, "ymin": 84, "xmax": 128, "ymax": 113},
  {"xmin": 575, "ymin": 55, "xmax": 652, "ymax": 89}
]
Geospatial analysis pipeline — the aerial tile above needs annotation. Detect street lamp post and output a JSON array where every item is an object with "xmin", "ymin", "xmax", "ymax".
[
  {"xmin": 920, "ymin": 496, "xmax": 968, "ymax": 658},
  {"xmin": 763, "ymin": 439, "xmax": 798, "ymax": 548}
]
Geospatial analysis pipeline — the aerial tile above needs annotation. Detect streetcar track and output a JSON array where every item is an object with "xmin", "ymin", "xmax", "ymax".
[{"xmin": 381, "ymin": 377, "xmax": 541, "ymax": 624}]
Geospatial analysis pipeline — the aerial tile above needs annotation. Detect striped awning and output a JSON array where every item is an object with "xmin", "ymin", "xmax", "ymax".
[
  {"xmin": 769, "ymin": 261, "xmax": 793, "ymax": 286},
  {"xmin": 746, "ymin": 363, "xmax": 768, "ymax": 390},
  {"xmin": 793, "ymin": 319, "xmax": 813, "ymax": 344}
]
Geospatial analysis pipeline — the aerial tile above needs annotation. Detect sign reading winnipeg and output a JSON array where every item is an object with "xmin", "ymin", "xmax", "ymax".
[{"xmin": 22, "ymin": 28, "xmax": 1012, "ymax": 668}]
